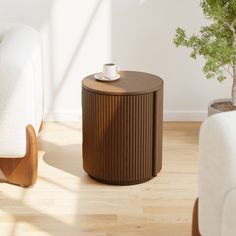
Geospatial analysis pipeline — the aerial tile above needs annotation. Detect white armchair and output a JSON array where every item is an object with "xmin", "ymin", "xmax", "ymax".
[
  {"xmin": 0, "ymin": 24, "xmax": 43, "ymax": 187},
  {"xmin": 192, "ymin": 111, "xmax": 236, "ymax": 236}
]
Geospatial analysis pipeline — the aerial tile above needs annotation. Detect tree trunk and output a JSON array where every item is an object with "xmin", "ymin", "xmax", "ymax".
[{"xmin": 232, "ymin": 65, "xmax": 236, "ymax": 106}]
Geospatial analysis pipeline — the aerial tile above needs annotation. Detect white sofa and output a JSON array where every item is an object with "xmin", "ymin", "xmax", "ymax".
[
  {"xmin": 193, "ymin": 111, "xmax": 236, "ymax": 236},
  {"xmin": 0, "ymin": 23, "xmax": 42, "ymax": 186}
]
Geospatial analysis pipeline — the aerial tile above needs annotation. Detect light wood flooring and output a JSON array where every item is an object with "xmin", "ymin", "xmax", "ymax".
[{"xmin": 0, "ymin": 122, "xmax": 201, "ymax": 236}]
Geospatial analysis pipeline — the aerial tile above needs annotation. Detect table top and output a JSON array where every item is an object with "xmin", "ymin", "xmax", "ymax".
[{"xmin": 82, "ymin": 71, "xmax": 163, "ymax": 95}]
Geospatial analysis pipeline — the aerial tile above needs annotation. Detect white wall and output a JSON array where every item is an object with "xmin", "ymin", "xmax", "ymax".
[{"xmin": 0, "ymin": 0, "xmax": 232, "ymax": 121}]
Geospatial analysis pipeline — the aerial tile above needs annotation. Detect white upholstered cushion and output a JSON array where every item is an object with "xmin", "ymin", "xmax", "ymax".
[
  {"xmin": 0, "ymin": 24, "xmax": 42, "ymax": 157},
  {"xmin": 198, "ymin": 111, "xmax": 236, "ymax": 236},
  {"xmin": 221, "ymin": 188, "xmax": 236, "ymax": 235}
]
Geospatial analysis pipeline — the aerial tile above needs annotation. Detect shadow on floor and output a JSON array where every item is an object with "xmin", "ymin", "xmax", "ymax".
[{"xmin": 41, "ymin": 140, "xmax": 86, "ymax": 178}]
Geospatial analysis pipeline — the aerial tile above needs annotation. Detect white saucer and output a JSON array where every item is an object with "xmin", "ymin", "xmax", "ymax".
[{"xmin": 94, "ymin": 72, "xmax": 120, "ymax": 82}]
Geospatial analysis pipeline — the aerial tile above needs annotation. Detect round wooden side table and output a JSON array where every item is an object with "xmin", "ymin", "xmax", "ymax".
[{"xmin": 82, "ymin": 71, "xmax": 163, "ymax": 185}]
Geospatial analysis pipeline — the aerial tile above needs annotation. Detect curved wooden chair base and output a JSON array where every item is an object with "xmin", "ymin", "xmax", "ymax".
[
  {"xmin": 192, "ymin": 198, "xmax": 201, "ymax": 236},
  {"xmin": 0, "ymin": 124, "xmax": 37, "ymax": 187}
]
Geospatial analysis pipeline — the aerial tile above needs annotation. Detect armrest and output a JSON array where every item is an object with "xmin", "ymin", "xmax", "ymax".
[
  {"xmin": 0, "ymin": 24, "xmax": 41, "ymax": 68},
  {"xmin": 198, "ymin": 111, "xmax": 236, "ymax": 236},
  {"xmin": 0, "ymin": 24, "xmax": 42, "ymax": 157}
]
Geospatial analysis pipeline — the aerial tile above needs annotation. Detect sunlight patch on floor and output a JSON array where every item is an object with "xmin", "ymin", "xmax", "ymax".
[{"xmin": 0, "ymin": 122, "xmax": 200, "ymax": 236}]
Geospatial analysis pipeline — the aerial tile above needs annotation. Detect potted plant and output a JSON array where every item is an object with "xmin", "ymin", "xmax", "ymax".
[{"xmin": 174, "ymin": 0, "xmax": 236, "ymax": 115}]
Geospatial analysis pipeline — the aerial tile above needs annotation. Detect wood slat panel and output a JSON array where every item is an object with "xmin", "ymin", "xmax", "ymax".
[{"xmin": 82, "ymin": 89, "xmax": 161, "ymax": 185}]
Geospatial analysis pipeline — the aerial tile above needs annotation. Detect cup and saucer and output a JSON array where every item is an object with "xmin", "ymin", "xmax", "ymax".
[{"xmin": 94, "ymin": 63, "xmax": 120, "ymax": 82}]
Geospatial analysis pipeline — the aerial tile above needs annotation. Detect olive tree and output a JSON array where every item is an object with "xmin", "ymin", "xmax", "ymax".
[{"xmin": 174, "ymin": 0, "xmax": 236, "ymax": 105}]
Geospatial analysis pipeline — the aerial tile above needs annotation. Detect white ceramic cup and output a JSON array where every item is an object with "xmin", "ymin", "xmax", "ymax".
[{"xmin": 103, "ymin": 63, "xmax": 120, "ymax": 78}]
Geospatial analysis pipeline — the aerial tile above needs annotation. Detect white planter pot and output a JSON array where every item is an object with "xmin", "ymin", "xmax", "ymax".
[{"xmin": 208, "ymin": 98, "xmax": 232, "ymax": 116}]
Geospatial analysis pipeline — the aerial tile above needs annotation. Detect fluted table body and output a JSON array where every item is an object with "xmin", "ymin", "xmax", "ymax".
[{"xmin": 82, "ymin": 71, "xmax": 163, "ymax": 185}]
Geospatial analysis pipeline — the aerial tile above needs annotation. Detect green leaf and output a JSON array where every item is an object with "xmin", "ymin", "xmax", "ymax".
[{"xmin": 174, "ymin": 0, "xmax": 236, "ymax": 82}]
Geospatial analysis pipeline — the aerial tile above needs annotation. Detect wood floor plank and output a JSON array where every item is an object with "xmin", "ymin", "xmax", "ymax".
[{"xmin": 0, "ymin": 122, "xmax": 201, "ymax": 236}]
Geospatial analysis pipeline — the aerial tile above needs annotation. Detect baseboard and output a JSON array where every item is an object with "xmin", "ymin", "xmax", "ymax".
[
  {"xmin": 44, "ymin": 110, "xmax": 207, "ymax": 122},
  {"xmin": 164, "ymin": 110, "xmax": 207, "ymax": 121},
  {"xmin": 44, "ymin": 110, "xmax": 82, "ymax": 121}
]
